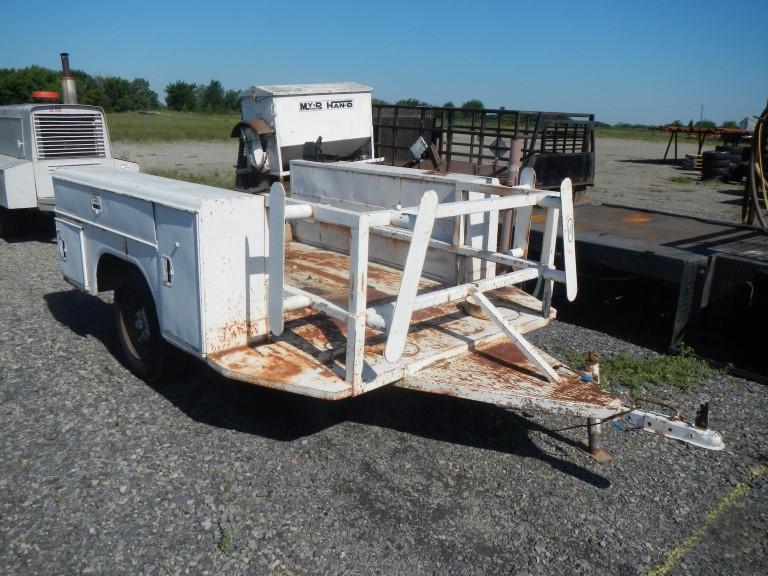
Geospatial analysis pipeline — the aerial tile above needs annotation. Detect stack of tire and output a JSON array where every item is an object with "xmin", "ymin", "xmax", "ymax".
[{"xmin": 701, "ymin": 146, "xmax": 749, "ymax": 181}]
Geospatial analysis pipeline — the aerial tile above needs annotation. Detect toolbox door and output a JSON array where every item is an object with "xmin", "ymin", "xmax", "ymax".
[
  {"xmin": 154, "ymin": 205, "xmax": 202, "ymax": 354},
  {"xmin": 55, "ymin": 218, "xmax": 89, "ymax": 291}
]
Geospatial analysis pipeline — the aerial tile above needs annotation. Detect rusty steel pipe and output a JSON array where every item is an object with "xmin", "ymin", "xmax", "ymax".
[
  {"xmin": 501, "ymin": 138, "xmax": 525, "ymax": 253},
  {"xmin": 60, "ymin": 53, "xmax": 71, "ymax": 76}
]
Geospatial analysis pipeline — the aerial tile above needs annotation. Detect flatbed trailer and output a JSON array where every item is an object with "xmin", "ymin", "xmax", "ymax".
[
  {"xmin": 51, "ymin": 160, "xmax": 723, "ymax": 459},
  {"xmin": 528, "ymin": 203, "xmax": 768, "ymax": 362}
]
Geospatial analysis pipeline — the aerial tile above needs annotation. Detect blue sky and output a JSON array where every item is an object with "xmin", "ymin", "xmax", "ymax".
[{"xmin": 1, "ymin": 0, "xmax": 765, "ymax": 125}]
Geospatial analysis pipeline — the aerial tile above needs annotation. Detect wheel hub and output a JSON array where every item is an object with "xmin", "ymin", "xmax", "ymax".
[{"xmin": 133, "ymin": 308, "xmax": 150, "ymax": 344}]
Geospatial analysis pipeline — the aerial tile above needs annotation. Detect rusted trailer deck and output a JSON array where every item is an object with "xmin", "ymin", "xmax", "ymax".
[{"xmin": 209, "ymin": 242, "xmax": 622, "ymax": 419}]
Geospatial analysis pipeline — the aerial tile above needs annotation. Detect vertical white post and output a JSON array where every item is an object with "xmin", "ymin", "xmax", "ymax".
[
  {"xmin": 512, "ymin": 167, "xmax": 536, "ymax": 257},
  {"xmin": 452, "ymin": 187, "xmax": 465, "ymax": 284},
  {"xmin": 346, "ymin": 215, "xmax": 370, "ymax": 393},
  {"xmin": 540, "ymin": 203, "xmax": 560, "ymax": 318},
  {"xmin": 268, "ymin": 182, "xmax": 286, "ymax": 335}
]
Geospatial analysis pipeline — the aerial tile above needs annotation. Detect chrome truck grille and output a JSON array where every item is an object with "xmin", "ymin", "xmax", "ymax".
[{"xmin": 33, "ymin": 112, "xmax": 107, "ymax": 159}]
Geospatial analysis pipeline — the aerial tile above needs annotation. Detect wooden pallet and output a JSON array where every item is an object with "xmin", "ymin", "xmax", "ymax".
[{"xmin": 683, "ymin": 154, "xmax": 702, "ymax": 170}]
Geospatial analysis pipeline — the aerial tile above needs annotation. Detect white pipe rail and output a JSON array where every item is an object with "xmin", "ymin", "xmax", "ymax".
[{"xmin": 267, "ymin": 168, "xmax": 577, "ymax": 384}]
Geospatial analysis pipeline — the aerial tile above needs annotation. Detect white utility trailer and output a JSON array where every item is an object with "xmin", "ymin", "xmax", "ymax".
[
  {"xmin": 52, "ymin": 161, "xmax": 723, "ymax": 459},
  {"xmin": 0, "ymin": 103, "xmax": 138, "ymax": 237}
]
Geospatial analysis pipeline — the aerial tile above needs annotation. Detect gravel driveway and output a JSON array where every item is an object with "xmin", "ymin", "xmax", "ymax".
[{"xmin": 1, "ymin": 234, "xmax": 766, "ymax": 575}]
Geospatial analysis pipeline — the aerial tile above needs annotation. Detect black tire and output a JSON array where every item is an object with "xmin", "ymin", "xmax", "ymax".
[
  {"xmin": 114, "ymin": 267, "xmax": 180, "ymax": 383},
  {"xmin": 701, "ymin": 151, "xmax": 730, "ymax": 177},
  {"xmin": 0, "ymin": 207, "xmax": 17, "ymax": 239},
  {"xmin": 702, "ymin": 167, "xmax": 730, "ymax": 179},
  {"xmin": 720, "ymin": 145, "xmax": 743, "ymax": 155}
]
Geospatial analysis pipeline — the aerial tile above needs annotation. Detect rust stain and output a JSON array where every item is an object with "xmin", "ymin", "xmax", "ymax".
[
  {"xmin": 477, "ymin": 341, "xmax": 529, "ymax": 365},
  {"xmin": 207, "ymin": 320, "xmax": 258, "ymax": 355},
  {"xmin": 286, "ymin": 241, "xmax": 424, "ymax": 299},
  {"xmin": 623, "ymin": 213, "xmax": 653, "ymax": 224},
  {"xmin": 411, "ymin": 305, "xmax": 451, "ymax": 323},
  {"xmin": 415, "ymin": 338, "xmax": 619, "ymax": 411},
  {"xmin": 210, "ymin": 341, "xmax": 338, "ymax": 385},
  {"xmin": 246, "ymin": 348, "xmax": 304, "ymax": 382}
]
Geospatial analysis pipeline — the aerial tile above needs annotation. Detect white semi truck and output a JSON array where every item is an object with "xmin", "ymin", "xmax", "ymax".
[
  {"xmin": 0, "ymin": 53, "xmax": 138, "ymax": 238},
  {"xmin": 50, "ymin": 83, "xmax": 724, "ymax": 460},
  {"xmin": 0, "ymin": 103, "xmax": 138, "ymax": 237}
]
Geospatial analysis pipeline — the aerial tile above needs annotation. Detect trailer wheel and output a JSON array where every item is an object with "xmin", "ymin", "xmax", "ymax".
[
  {"xmin": 114, "ymin": 268, "xmax": 175, "ymax": 383},
  {"xmin": 0, "ymin": 207, "xmax": 17, "ymax": 239}
]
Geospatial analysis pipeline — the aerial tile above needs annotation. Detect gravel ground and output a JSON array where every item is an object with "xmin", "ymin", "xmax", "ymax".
[
  {"xmin": 112, "ymin": 141, "xmax": 238, "ymax": 174},
  {"xmin": 589, "ymin": 138, "xmax": 744, "ymax": 222},
  {"xmin": 1, "ymin": 235, "xmax": 766, "ymax": 576}
]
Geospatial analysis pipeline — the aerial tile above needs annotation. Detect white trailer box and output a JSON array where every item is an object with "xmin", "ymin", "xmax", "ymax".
[
  {"xmin": 239, "ymin": 83, "xmax": 374, "ymax": 177},
  {"xmin": 53, "ymin": 167, "xmax": 268, "ymax": 356}
]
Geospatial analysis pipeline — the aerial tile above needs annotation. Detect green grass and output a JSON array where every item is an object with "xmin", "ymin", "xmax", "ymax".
[
  {"xmin": 556, "ymin": 344, "xmax": 724, "ymax": 395},
  {"xmin": 594, "ymin": 126, "xmax": 671, "ymax": 142},
  {"xmin": 669, "ymin": 176, "xmax": 692, "ymax": 184},
  {"xmin": 145, "ymin": 168, "xmax": 235, "ymax": 189},
  {"xmin": 217, "ymin": 526, "xmax": 233, "ymax": 554},
  {"xmin": 107, "ymin": 111, "xmax": 239, "ymax": 143},
  {"xmin": 104, "ymin": 110, "xmax": 681, "ymax": 145}
]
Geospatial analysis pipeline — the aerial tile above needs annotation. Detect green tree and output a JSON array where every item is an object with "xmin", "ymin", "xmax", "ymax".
[
  {"xmin": 0, "ymin": 66, "xmax": 59, "ymax": 104},
  {"xmin": 721, "ymin": 120, "xmax": 738, "ymax": 129},
  {"xmin": 165, "ymin": 81, "xmax": 197, "ymax": 111},
  {"xmin": 199, "ymin": 80, "xmax": 225, "ymax": 112},
  {"xmin": 461, "ymin": 99, "xmax": 484, "ymax": 110},
  {"xmin": 224, "ymin": 89, "xmax": 240, "ymax": 111},
  {"xmin": 372, "ymin": 98, "xmax": 390, "ymax": 106},
  {"xmin": 443, "ymin": 101, "xmax": 455, "ymax": 108},
  {"xmin": 100, "ymin": 77, "xmax": 134, "ymax": 112},
  {"xmin": 395, "ymin": 98, "xmax": 429, "ymax": 106},
  {"xmin": 130, "ymin": 78, "xmax": 159, "ymax": 110},
  {"xmin": 694, "ymin": 119, "xmax": 716, "ymax": 129}
]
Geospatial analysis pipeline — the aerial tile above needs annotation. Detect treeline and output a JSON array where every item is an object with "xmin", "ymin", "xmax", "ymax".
[
  {"xmin": 373, "ymin": 98, "xmax": 486, "ymax": 109},
  {"xmin": 0, "ymin": 66, "xmax": 158, "ymax": 111},
  {"xmin": 602, "ymin": 120, "xmax": 739, "ymax": 129},
  {"xmin": 0, "ymin": 66, "xmax": 240, "ymax": 113},
  {"xmin": 164, "ymin": 81, "xmax": 239, "ymax": 112}
]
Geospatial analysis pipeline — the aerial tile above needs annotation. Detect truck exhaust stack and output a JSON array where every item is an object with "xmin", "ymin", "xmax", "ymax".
[{"xmin": 60, "ymin": 53, "xmax": 77, "ymax": 105}]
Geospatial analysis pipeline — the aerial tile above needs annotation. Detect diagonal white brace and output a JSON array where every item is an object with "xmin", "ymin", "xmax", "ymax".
[
  {"xmin": 470, "ymin": 288, "xmax": 561, "ymax": 383},
  {"xmin": 384, "ymin": 189, "xmax": 439, "ymax": 363}
]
